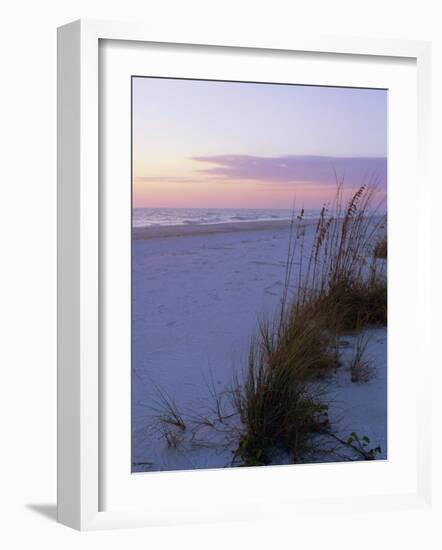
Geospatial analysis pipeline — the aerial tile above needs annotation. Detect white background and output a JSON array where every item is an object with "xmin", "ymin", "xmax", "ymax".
[{"xmin": 0, "ymin": 1, "xmax": 441, "ymax": 548}]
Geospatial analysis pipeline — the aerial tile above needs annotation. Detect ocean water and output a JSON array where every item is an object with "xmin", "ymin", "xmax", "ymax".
[{"xmin": 132, "ymin": 207, "xmax": 321, "ymax": 228}]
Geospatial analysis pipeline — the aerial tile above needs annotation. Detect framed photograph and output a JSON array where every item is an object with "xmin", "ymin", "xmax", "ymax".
[{"xmin": 57, "ymin": 20, "xmax": 432, "ymax": 530}]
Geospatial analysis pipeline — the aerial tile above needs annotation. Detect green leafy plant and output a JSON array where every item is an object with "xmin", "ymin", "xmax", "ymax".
[{"xmin": 346, "ymin": 432, "xmax": 382, "ymax": 460}]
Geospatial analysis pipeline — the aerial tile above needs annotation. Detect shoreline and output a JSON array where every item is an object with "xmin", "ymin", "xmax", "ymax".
[
  {"xmin": 132, "ymin": 219, "xmax": 307, "ymax": 240},
  {"xmin": 132, "ymin": 215, "xmax": 385, "ymax": 241}
]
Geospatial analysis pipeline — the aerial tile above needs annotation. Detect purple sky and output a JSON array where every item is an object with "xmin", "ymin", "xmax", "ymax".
[{"xmin": 132, "ymin": 78, "xmax": 387, "ymax": 208}]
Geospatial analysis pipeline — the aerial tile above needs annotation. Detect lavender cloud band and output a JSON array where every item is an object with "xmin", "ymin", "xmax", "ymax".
[{"xmin": 192, "ymin": 155, "xmax": 387, "ymax": 187}]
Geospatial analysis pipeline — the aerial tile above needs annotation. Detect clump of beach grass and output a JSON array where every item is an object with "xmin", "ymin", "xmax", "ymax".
[
  {"xmin": 150, "ymin": 382, "xmax": 187, "ymax": 448},
  {"xmin": 230, "ymin": 307, "xmax": 334, "ymax": 466},
  {"xmin": 297, "ymin": 182, "xmax": 387, "ymax": 330},
  {"xmin": 231, "ymin": 181, "xmax": 387, "ymax": 465},
  {"xmin": 316, "ymin": 270, "xmax": 387, "ymax": 331},
  {"xmin": 349, "ymin": 334, "xmax": 375, "ymax": 383}
]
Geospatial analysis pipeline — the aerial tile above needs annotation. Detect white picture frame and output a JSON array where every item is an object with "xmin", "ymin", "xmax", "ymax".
[{"xmin": 57, "ymin": 19, "xmax": 432, "ymax": 531}]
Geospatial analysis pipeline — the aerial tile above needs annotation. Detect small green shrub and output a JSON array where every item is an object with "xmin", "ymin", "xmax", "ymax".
[{"xmin": 346, "ymin": 432, "xmax": 382, "ymax": 460}]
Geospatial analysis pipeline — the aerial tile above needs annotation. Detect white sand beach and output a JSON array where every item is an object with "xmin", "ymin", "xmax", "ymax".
[{"xmin": 132, "ymin": 220, "xmax": 387, "ymax": 472}]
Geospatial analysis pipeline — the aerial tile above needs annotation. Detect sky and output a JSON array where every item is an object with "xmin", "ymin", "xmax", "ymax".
[{"xmin": 132, "ymin": 77, "xmax": 387, "ymax": 209}]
